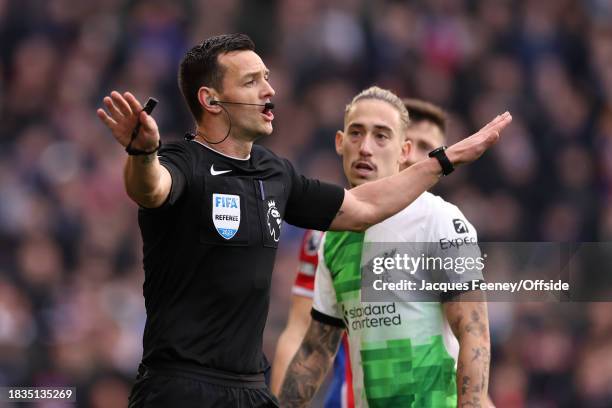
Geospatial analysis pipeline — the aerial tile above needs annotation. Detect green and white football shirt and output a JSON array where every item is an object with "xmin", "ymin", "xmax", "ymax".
[{"xmin": 313, "ymin": 192, "xmax": 482, "ymax": 408}]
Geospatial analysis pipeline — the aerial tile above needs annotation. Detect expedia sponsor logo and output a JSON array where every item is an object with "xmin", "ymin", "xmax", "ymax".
[
  {"xmin": 212, "ymin": 193, "xmax": 240, "ymax": 240},
  {"xmin": 453, "ymin": 219, "xmax": 469, "ymax": 234},
  {"xmin": 342, "ymin": 303, "xmax": 402, "ymax": 331},
  {"xmin": 439, "ymin": 236, "xmax": 477, "ymax": 250}
]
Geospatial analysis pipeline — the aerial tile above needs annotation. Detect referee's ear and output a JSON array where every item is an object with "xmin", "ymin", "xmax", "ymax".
[
  {"xmin": 335, "ymin": 130, "xmax": 344, "ymax": 156},
  {"xmin": 198, "ymin": 86, "xmax": 221, "ymax": 114}
]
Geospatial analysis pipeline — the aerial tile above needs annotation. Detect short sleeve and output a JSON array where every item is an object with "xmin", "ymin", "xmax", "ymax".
[
  {"xmin": 155, "ymin": 142, "xmax": 193, "ymax": 209},
  {"xmin": 427, "ymin": 200, "xmax": 484, "ymax": 299},
  {"xmin": 282, "ymin": 159, "xmax": 345, "ymax": 231},
  {"xmin": 312, "ymin": 234, "xmax": 345, "ymax": 327}
]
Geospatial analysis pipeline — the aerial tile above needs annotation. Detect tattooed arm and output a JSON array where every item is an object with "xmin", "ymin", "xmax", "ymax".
[
  {"xmin": 270, "ymin": 295, "xmax": 313, "ymax": 394},
  {"xmin": 278, "ymin": 318, "xmax": 344, "ymax": 407},
  {"xmin": 443, "ymin": 290, "xmax": 492, "ymax": 408}
]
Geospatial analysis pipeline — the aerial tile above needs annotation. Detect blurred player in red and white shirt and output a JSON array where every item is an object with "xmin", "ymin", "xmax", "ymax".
[{"xmin": 292, "ymin": 229, "xmax": 324, "ymax": 298}]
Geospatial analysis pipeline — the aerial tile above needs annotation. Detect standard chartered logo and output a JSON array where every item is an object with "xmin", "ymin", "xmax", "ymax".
[{"xmin": 342, "ymin": 303, "xmax": 402, "ymax": 331}]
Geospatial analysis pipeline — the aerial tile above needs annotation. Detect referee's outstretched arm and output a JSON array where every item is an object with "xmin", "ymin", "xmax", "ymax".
[
  {"xmin": 97, "ymin": 89, "xmax": 512, "ymax": 219},
  {"xmin": 328, "ymin": 112, "xmax": 512, "ymax": 232},
  {"xmin": 97, "ymin": 91, "xmax": 172, "ymax": 208}
]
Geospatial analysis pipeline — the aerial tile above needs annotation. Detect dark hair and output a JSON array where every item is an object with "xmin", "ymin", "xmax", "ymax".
[
  {"xmin": 178, "ymin": 33, "xmax": 255, "ymax": 121},
  {"xmin": 402, "ymin": 98, "xmax": 447, "ymax": 133}
]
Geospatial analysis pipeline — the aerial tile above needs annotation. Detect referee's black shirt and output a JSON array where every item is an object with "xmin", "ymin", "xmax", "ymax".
[{"xmin": 137, "ymin": 140, "xmax": 344, "ymax": 376}]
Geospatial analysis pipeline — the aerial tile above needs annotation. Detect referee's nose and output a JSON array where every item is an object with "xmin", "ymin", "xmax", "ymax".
[{"xmin": 263, "ymin": 78, "xmax": 275, "ymax": 99}]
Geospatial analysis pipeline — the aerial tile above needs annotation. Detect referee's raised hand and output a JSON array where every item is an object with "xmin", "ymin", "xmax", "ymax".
[
  {"xmin": 96, "ymin": 91, "xmax": 160, "ymax": 152},
  {"xmin": 446, "ymin": 111, "xmax": 512, "ymax": 166}
]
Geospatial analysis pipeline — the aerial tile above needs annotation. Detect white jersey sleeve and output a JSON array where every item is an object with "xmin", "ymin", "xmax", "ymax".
[
  {"xmin": 427, "ymin": 198, "xmax": 484, "ymax": 287},
  {"xmin": 312, "ymin": 233, "xmax": 344, "ymax": 323}
]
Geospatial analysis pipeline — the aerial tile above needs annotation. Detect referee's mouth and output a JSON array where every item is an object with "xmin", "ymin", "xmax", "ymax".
[
  {"xmin": 261, "ymin": 103, "xmax": 274, "ymax": 121},
  {"xmin": 352, "ymin": 160, "xmax": 376, "ymax": 177}
]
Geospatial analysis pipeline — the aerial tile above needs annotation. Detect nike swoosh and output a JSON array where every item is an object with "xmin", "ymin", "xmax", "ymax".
[{"xmin": 210, "ymin": 164, "xmax": 232, "ymax": 176}]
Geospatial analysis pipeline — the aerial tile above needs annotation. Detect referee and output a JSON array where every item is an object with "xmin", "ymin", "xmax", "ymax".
[{"xmin": 96, "ymin": 33, "xmax": 511, "ymax": 407}]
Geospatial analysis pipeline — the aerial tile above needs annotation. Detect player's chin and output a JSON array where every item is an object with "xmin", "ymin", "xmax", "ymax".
[
  {"xmin": 351, "ymin": 168, "xmax": 377, "ymax": 182},
  {"xmin": 348, "ymin": 174, "xmax": 373, "ymax": 187}
]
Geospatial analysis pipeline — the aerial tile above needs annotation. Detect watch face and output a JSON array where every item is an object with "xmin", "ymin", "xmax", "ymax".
[{"xmin": 428, "ymin": 146, "xmax": 446, "ymax": 157}]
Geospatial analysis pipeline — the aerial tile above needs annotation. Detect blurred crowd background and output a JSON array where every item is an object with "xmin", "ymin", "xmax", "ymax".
[{"xmin": 1, "ymin": 0, "xmax": 612, "ymax": 406}]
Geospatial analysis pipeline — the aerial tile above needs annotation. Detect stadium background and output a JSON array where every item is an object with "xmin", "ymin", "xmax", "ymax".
[{"xmin": 1, "ymin": 0, "xmax": 612, "ymax": 406}]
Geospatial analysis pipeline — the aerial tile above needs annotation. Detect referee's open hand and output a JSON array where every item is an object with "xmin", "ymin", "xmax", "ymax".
[
  {"xmin": 446, "ymin": 111, "xmax": 512, "ymax": 166},
  {"xmin": 96, "ymin": 91, "xmax": 160, "ymax": 151}
]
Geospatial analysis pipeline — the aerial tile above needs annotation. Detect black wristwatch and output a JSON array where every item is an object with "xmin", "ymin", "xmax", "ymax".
[{"xmin": 428, "ymin": 146, "xmax": 454, "ymax": 176}]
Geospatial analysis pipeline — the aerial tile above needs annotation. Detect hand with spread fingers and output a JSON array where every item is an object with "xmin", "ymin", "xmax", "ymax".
[
  {"xmin": 446, "ymin": 111, "xmax": 512, "ymax": 167},
  {"xmin": 96, "ymin": 91, "xmax": 160, "ymax": 152}
]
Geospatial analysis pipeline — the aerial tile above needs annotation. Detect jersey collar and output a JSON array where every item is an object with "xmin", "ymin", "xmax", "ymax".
[{"xmin": 192, "ymin": 139, "xmax": 251, "ymax": 161}]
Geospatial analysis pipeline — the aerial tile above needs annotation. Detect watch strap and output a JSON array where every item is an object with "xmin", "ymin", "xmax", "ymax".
[{"xmin": 428, "ymin": 146, "xmax": 454, "ymax": 176}]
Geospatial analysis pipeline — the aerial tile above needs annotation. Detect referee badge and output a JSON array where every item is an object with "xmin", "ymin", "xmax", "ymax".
[{"xmin": 212, "ymin": 193, "xmax": 241, "ymax": 239}]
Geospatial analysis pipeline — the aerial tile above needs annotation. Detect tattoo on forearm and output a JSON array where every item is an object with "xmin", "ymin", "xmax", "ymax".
[
  {"xmin": 458, "ymin": 345, "xmax": 490, "ymax": 404},
  {"xmin": 449, "ymin": 313, "xmax": 463, "ymax": 336},
  {"xmin": 461, "ymin": 376, "xmax": 470, "ymax": 395},
  {"xmin": 480, "ymin": 347, "xmax": 490, "ymax": 392},
  {"xmin": 448, "ymin": 297, "xmax": 488, "ymax": 340},
  {"xmin": 465, "ymin": 308, "xmax": 487, "ymax": 338},
  {"xmin": 471, "ymin": 346, "xmax": 484, "ymax": 362},
  {"xmin": 450, "ymin": 302, "xmax": 490, "ymax": 408},
  {"xmin": 279, "ymin": 321, "xmax": 343, "ymax": 407},
  {"xmin": 474, "ymin": 346, "xmax": 490, "ymax": 390},
  {"xmin": 460, "ymin": 395, "xmax": 482, "ymax": 408}
]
